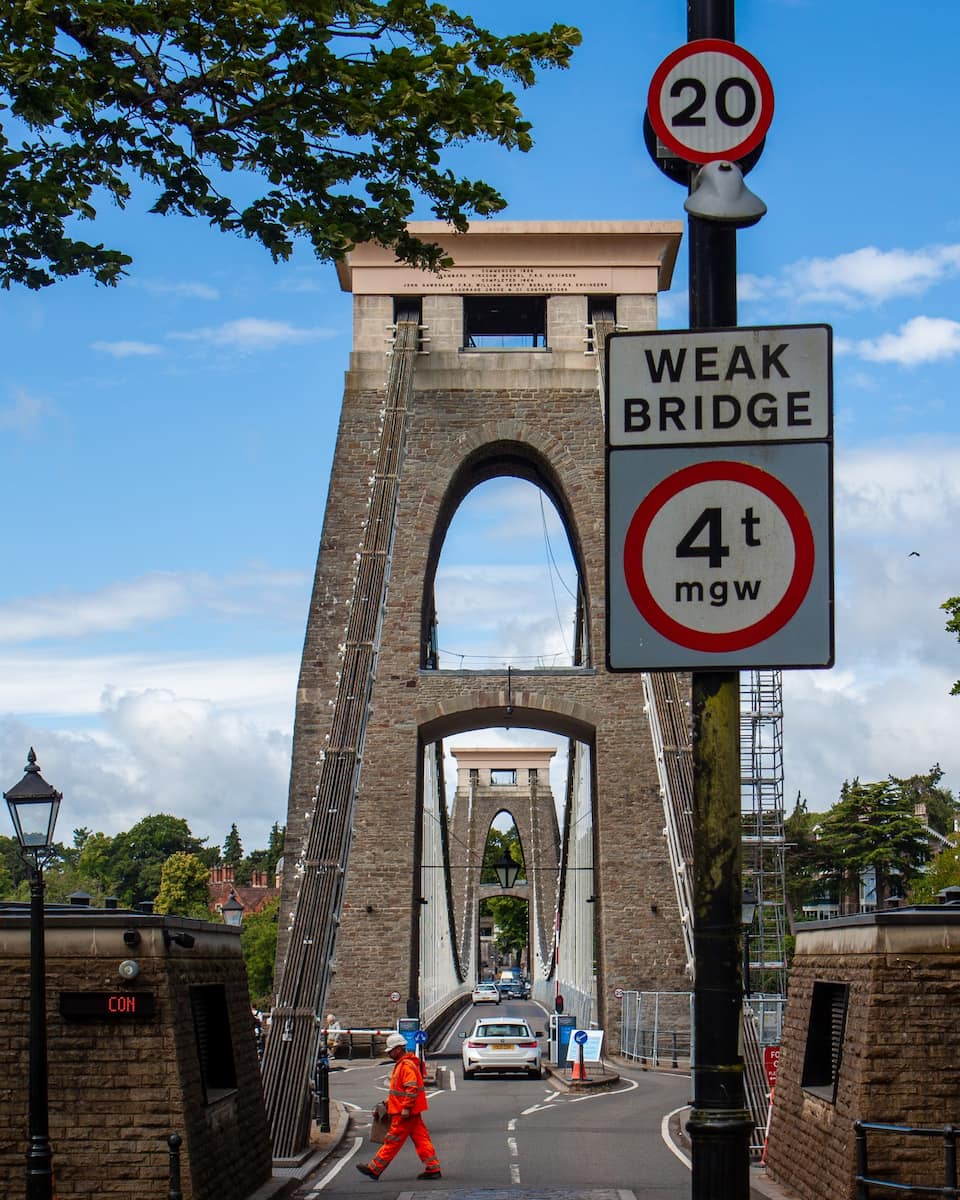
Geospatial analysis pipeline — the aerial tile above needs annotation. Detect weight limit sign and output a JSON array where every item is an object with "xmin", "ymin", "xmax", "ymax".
[
  {"xmin": 625, "ymin": 460, "xmax": 812, "ymax": 651},
  {"xmin": 606, "ymin": 444, "xmax": 833, "ymax": 670}
]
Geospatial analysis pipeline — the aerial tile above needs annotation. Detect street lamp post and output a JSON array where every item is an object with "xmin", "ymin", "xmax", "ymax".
[
  {"xmin": 5, "ymin": 748, "xmax": 62, "ymax": 1200},
  {"xmin": 221, "ymin": 887, "xmax": 245, "ymax": 927}
]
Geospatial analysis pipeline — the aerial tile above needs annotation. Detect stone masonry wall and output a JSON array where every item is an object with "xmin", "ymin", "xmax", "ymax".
[
  {"xmin": 765, "ymin": 915, "xmax": 960, "ymax": 1200},
  {"xmin": 279, "ymin": 373, "xmax": 689, "ymax": 1045},
  {"xmin": 0, "ymin": 916, "xmax": 270, "ymax": 1200}
]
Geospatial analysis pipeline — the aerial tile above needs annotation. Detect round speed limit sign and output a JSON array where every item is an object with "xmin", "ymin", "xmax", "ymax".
[{"xmin": 648, "ymin": 39, "xmax": 774, "ymax": 164}]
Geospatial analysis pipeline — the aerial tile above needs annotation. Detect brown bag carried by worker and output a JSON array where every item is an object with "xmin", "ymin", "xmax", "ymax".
[{"xmin": 371, "ymin": 1102, "xmax": 389, "ymax": 1144}]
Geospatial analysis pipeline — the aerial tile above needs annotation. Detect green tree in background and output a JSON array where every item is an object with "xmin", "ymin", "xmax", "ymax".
[
  {"xmin": 815, "ymin": 778, "xmax": 929, "ymax": 907},
  {"xmin": 892, "ymin": 764, "xmax": 956, "ymax": 836},
  {"xmin": 242, "ymin": 896, "xmax": 280, "ymax": 1007},
  {"xmin": 76, "ymin": 813, "xmax": 207, "ymax": 907},
  {"xmin": 480, "ymin": 826, "xmax": 524, "ymax": 883},
  {"xmin": 479, "ymin": 823, "xmax": 527, "ymax": 963},
  {"xmin": 222, "ymin": 823, "xmax": 244, "ymax": 866},
  {"xmin": 155, "ymin": 852, "xmax": 213, "ymax": 919},
  {"xmin": 783, "ymin": 796, "xmax": 825, "ymax": 920},
  {"xmin": 1, "ymin": 3, "xmax": 579, "ymax": 288},
  {"xmin": 909, "ymin": 844, "xmax": 960, "ymax": 904},
  {"xmin": 944, "ymin": 597, "xmax": 960, "ymax": 695},
  {"xmin": 485, "ymin": 895, "xmax": 528, "ymax": 961}
]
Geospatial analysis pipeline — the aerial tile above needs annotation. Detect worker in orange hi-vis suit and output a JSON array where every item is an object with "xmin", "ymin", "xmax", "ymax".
[{"xmin": 356, "ymin": 1032, "xmax": 441, "ymax": 1181}]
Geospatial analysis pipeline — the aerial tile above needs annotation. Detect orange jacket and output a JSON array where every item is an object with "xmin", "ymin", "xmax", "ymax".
[{"xmin": 386, "ymin": 1052, "xmax": 427, "ymax": 1115}]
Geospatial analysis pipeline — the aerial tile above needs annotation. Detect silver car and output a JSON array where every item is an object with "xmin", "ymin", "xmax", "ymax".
[
  {"xmin": 461, "ymin": 1018, "xmax": 543, "ymax": 1079},
  {"xmin": 471, "ymin": 981, "xmax": 501, "ymax": 1005}
]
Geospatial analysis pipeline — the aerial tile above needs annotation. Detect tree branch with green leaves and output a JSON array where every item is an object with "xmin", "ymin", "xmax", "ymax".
[{"xmin": 1, "ymin": 1, "xmax": 580, "ymax": 287}]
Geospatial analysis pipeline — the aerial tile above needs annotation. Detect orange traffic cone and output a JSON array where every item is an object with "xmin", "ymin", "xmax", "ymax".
[{"xmin": 571, "ymin": 1056, "xmax": 586, "ymax": 1081}]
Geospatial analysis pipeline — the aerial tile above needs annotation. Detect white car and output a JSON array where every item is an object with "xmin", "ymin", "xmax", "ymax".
[
  {"xmin": 461, "ymin": 1018, "xmax": 543, "ymax": 1079},
  {"xmin": 471, "ymin": 981, "xmax": 501, "ymax": 1005}
]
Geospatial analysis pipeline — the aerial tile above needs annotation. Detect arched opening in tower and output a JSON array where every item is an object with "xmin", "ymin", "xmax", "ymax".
[{"xmin": 423, "ymin": 473, "xmax": 587, "ymax": 670}]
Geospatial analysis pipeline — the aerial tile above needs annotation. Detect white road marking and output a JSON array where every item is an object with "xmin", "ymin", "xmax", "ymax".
[
  {"xmin": 569, "ymin": 1076, "xmax": 639, "ymax": 1103},
  {"xmin": 507, "ymin": 1118, "xmax": 517, "ymax": 1131},
  {"xmin": 662, "ymin": 1106, "xmax": 692, "ymax": 1169},
  {"xmin": 301, "ymin": 1135, "xmax": 364, "ymax": 1194},
  {"xmin": 507, "ymin": 1132, "xmax": 520, "ymax": 1183}
]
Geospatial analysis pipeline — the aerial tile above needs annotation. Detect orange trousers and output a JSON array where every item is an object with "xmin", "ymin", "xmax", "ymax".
[{"xmin": 369, "ymin": 1113, "xmax": 440, "ymax": 1176}]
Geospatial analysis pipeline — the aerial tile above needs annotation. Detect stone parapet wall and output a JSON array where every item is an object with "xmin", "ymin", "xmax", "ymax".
[
  {"xmin": 764, "ymin": 910, "xmax": 960, "ymax": 1200},
  {"xmin": 0, "ymin": 912, "xmax": 270, "ymax": 1200}
]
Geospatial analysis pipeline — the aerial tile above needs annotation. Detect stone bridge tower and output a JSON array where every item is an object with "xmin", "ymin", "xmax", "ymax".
[
  {"xmin": 266, "ymin": 221, "xmax": 691, "ymax": 1155},
  {"xmin": 447, "ymin": 746, "xmax": 560, "ymax": 975}
]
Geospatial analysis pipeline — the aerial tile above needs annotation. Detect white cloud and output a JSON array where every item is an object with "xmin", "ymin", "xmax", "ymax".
[
  {"xmin": 0, "ymin": 567, "xmax": 309, "ymax": 644},
  {"xmin": 171, "ymin": 317, "xmax": 337, "ymax": 352},
  {"xmin": 91, "ymin": 340, "xmax": 163, "ymax": 357},
  {"xmin": 782, "ymin": 437, "xmax": 960, "ymax": 809},
  {"xmin": 0, "ymin": 651, "xmax": 298, "ymax": 723},
  {"xmin": 855, "ymin": 316, "xmax": 960, "ymax": 365},
  {"xmin": 742, "ymin": 243, "xmax": 960, "ymax": 310},
  {"xmin": 788, "ymin": 244, "xmax": 960, "ymax": 307},
  {"xmin": 0, "ymin": 689, "xmax": 292, "ymax": 852},
  {"xmin": 137, "ymin": 280, "xmax": 221, "ymax": 301},
  {"xmin": 0, "ymin": 389, "xmax": 49, "ymax": 435}
]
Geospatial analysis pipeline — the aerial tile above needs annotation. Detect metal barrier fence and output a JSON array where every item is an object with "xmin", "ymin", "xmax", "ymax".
[
  {"xmin": 855, "ymin": 1121, "xmax": 960, "ymax": 1199},
  {"xmin": 619, "ymin": 990, "xmax": 693, "ymax": 1067},
  {"xmin": 749, "ymin": 994, "xmax": 787, "ymax": 1047}
]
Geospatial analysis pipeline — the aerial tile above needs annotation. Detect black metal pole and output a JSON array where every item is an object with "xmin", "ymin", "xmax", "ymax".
[
  {"xmin": 26, "ymin": 864, "xmax": 53, "ymax": 1200},
  {"xmin": 315, "ymin": 1052, "xmax": 331, "ymax": 1133},
  {"xmin": 167, "ymin": 1133, "xmax": 183, "ymax": 1200},
  {"xmin": 684, "ymin": 2, "xmax": 752, "ymax": 1199},
  {"xmin": 743, "ymin": 927, "xmax": 751, "ymax": 997}
]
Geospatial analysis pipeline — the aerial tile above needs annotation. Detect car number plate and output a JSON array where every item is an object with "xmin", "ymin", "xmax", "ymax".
[{"xmin": 491, "ymin": 1043, "xmax": 515, "ymax": 1050}]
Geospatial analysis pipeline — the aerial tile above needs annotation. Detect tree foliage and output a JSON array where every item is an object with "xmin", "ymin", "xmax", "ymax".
[
  {"xmin": 783, "ymin": 796, "xmax": 824, "ymax": 919},
  {"xmin": 0, "ymin": 2, "xmax": 580, "ymax": 288},
  {"xmin": 76, "ymin": 813, "xmax": 207, "ymax": 906},
  {"xmin": 812, "ymin": 778, "xmax": 930, "ymax": 906},
  {"xmin": 944, "ymin": 597, "xmax": 960, "ymax": 696},
  {"xmin": 154, "ymin": 850, "xmax": 213, "ymax": 918},
  {"xmin": 480, "ymin": 825, "xmax": 523, "ymax": 884},
  {"xmin": 222, "ymin": 822, "xmax": 243, "ymax": 865},
  {"xmin": 892, "ymin": 764, "xmax": 956, "ymax": 836},
  {"xmin": 241, "ymin": 894, "xmax": 280, "ymax": 1006},
  {"xmin": 909, "ymin": 844, "xmax": 960, "ymax": 905}
]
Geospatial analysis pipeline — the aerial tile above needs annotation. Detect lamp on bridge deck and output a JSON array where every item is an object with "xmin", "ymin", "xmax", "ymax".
[{"xmin": 493, "ymin": 853, "xmax": 520, "ymax": 890}]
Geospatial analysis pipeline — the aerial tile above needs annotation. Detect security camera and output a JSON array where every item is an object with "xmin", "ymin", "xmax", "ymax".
[{"xmin": 123, "ymin": 929, "xmax": 141, "ymax": 948}]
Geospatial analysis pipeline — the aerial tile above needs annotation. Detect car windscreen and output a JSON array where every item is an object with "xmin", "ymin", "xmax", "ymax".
[{"xmin": 475, "ymin": 1025, "xmax": 530, "ymax": 1039}]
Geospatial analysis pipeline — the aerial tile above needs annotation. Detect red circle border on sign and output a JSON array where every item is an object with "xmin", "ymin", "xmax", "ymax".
[
  {"xmin": 647, "ymin": 38, "xmax": 774, "ymax": 165},
  {"xmin": 623, "ymin": 460, "xmax": 814, "ymax": 652}
]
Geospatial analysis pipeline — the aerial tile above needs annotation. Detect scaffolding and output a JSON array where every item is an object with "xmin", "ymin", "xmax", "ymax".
[{"xmin": 740, "ymin": 670, "xmax": 788, "ymax": 997}]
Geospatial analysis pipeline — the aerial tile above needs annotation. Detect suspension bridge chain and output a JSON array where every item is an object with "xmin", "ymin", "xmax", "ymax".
[{"xmin": 260, "ymin": 311, "xmax": 421, "ymax": 1159}]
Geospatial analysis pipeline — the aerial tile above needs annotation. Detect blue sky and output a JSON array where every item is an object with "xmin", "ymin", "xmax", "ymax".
[{"xmin": 3, "ymin": 0, "xmax": 960, "ymax": 854}]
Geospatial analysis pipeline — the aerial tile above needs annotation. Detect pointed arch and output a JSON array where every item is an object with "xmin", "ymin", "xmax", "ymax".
[{"xmin": 419, "ymin": 430, "xmax": 592, "ymax": 669}]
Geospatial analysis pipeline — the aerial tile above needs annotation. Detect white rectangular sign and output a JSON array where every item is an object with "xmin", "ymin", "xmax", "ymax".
[
  {"xmin": 566, "ymin": 1029, "xmax": 605, "ymax": 1063},
  {"xmin": 607, "ymin": 325, "xmax": 831, "ymax": 448}
]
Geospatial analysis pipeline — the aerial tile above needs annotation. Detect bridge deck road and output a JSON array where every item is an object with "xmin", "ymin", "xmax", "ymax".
[{"xmin": 292, "ymin": 1000, "xmax": 711, "ymax": 1200}]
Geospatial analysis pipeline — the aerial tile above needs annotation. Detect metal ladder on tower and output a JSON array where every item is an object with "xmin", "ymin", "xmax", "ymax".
[{"xmin": 261, "ymin": 309, "xmax": 422, "ymax": 1160}]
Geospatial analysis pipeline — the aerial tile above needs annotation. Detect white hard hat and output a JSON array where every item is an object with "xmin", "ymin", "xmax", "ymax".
[{"xmin": 385, "ymin": 1032, "xmax": 407, "ymax": 1053}]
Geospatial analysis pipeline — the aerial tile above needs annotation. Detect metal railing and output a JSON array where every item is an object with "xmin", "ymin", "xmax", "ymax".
[
  {"xmin": 619, "ymin": 990, "xmax": 693, "ymax": 1067},
  {"xmin": 855, "ymin": 1121, "xmax": 960, "ymax": 1198}
]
